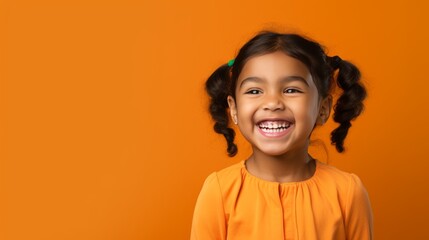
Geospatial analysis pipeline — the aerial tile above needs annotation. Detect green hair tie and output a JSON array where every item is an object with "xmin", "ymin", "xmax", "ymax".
[{"xmin": 227, "ymin": 59, "xmax": 235, "ymax": 67}]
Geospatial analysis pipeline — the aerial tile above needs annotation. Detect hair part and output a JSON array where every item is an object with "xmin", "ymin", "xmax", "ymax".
[{"xmin": 205, "ymin": 31, "xmax": 367, "ymax": 156}]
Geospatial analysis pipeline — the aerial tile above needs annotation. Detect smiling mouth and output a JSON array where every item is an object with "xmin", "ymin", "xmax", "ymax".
[{"xmin": 257, "ymin": 120, "xmax": 292, "ymax": 133}]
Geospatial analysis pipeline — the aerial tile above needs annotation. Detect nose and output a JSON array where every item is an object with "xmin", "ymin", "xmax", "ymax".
[{"xmin": 262, "ymin": 93, "xmax": 285, "ymax": 111}]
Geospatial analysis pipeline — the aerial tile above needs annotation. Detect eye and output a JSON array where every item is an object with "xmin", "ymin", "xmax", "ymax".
[
  {"xmin": 245, "ymin": 89, "xmax": 263, "ymax": 95},
  {"xmin": 284, "ymin": 88, "xmax": 302, "ymax": 94}
]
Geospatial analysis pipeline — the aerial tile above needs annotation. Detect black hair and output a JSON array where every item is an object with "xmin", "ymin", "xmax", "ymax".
[{"xmin": 205, "ymin": 31, "xmax": 366, "ymax": 156}]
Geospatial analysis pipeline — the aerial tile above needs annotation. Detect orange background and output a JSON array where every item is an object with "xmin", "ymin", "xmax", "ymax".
[{"xmin": 1, "ymin": 0, "xmax": 428, "ymax": 239}]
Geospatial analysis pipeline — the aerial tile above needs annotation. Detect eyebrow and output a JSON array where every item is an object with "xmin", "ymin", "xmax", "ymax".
[{"xmin": 239, "ymin": 76, "xmax": 309, "ymax": 88}]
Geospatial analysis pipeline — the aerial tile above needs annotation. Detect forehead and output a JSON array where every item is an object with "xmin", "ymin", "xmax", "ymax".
[{"xmin": 237, "ymin": 51, "xmax": 313, "ymax": 84}]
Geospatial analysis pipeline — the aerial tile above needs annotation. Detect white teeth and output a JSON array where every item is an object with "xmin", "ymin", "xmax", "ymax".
[{"xmin": 258, "ymin": 120, "xmax": 291, "ymax": 131}]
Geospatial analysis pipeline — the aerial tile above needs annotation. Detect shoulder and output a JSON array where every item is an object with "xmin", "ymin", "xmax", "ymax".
[
  {"xmin": 207, "ymin": 161, "xmax": 245, "ymax": 194},
  {"xmin": 201, "ymin": 161, "xmax": 243, "ymax": 183},
  {"xmin": 317, "ymin": 161, "xmax": 352, "ymax": 180},
  {"xmin": 192, "ymin": 164, "xmax": 242, "ymax": 239},
  {"xmin": 215, "ymin": 161, "xmax": 244, "ymax": 181},
  {"xmin": 316, "ymin": 161, "xmax": 364, "ymax": 189},
  {"xmin": 316, "ymin": 161, "xmax": 373, "ymax": 228},
  {"xmin": 317, "ymin": 163, "xmax": 374, "ymax": 238},
  {"xmin": 199, "ymin": 161, "xmax": 244, "ymax": 190},
  {"xmin": 192, "ymin": 164, "xmax": 242, "ymax": 223},
  {"xmin": 198, "ymin": 161, "xmax": 245, "ymax": 208},
  {"xmin": 315, "ymin": 161, "xmax": 370, "ymax": 206}
]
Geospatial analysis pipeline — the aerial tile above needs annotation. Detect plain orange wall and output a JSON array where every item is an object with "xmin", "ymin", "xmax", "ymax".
[{"xmin": 1, "ymin": 0, "xmax": 428, "ymax": 239}]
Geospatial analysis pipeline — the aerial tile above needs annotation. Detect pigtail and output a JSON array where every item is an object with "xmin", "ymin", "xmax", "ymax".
[
  {"xmin": 329, "ymin": 57, "xmax": 367, "ymax": 152},
  {"xmin": 205, "ymin": 64, "xmax": 238, "ymax": 157}
]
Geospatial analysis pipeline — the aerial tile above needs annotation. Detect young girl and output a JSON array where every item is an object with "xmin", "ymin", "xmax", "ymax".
[{"xmin": 191, "ymin": 31, "xmax": 373, "ymax": 240}]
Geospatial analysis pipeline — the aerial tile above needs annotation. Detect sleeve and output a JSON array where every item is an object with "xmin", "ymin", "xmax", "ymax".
[
  {"xmin": 345, "ymin": 174, "xmax": 374, "ymax": 240},
  {"xmin": 190, "ymin": 172, "xmax": 226, "ymax": 240}
]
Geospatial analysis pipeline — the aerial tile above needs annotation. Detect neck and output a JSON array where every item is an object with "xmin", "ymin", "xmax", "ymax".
[{"xmin": 246, "ymin": 145, "xmax": 315, "ymax": 183}]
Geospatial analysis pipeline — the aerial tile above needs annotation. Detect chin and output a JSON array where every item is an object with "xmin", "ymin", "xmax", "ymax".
[{"xmin": 256, "ymin": 146, "xmax": 290, "ymax": 157}]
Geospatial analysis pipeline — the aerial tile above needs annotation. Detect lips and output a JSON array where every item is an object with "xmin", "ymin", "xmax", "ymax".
[{"xmin": 257, "ymin": 120, "xmax": 293, "ymax": 137}]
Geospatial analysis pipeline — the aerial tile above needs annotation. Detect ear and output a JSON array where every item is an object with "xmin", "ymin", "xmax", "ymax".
[
  {"xmin": 317, "ymin": 95, "xmax": 333, "ymax": 125},
  {"xmin": 227, "ymin": 95, "xmax": 238, "ymax": 125}
]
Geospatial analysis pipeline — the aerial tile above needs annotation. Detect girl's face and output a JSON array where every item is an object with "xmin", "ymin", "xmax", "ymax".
[{"xmin": 227, "ymin": 51, "xmax": 331, "ymax": 157}]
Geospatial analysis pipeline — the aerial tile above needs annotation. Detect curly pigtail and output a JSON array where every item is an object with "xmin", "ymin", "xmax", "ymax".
[
  {"xmin": 205, "ymin": 64, "xmax": 238, "ymax": 157},
  {"xmin": 329, "ymin": 56, "xmax": 367, "ymax": 152}
]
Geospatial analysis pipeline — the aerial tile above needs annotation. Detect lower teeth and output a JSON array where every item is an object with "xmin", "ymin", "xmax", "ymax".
[{"xmin": 261, "ymin": 127, "xmax": 288, "ymax": 133}]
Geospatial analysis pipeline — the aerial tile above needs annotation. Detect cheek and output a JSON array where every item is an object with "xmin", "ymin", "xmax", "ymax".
[
  {"xmin": 236, "ymin": 101, "xmax": 254, "ymax": 118},
  {"xmin": 292, "ymin": 98, "xmax": 319, "ymax": 124}
]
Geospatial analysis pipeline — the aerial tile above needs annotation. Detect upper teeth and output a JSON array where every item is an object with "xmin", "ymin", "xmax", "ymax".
[{"xmin": 258, "ymin": 121, "xmax": 290, "ymax": 129}]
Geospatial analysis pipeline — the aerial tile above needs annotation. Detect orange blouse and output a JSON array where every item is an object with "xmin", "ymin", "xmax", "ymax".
[{"xmin": 191, "ymin": 160, "xmax": 373, "ymax": 240}]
